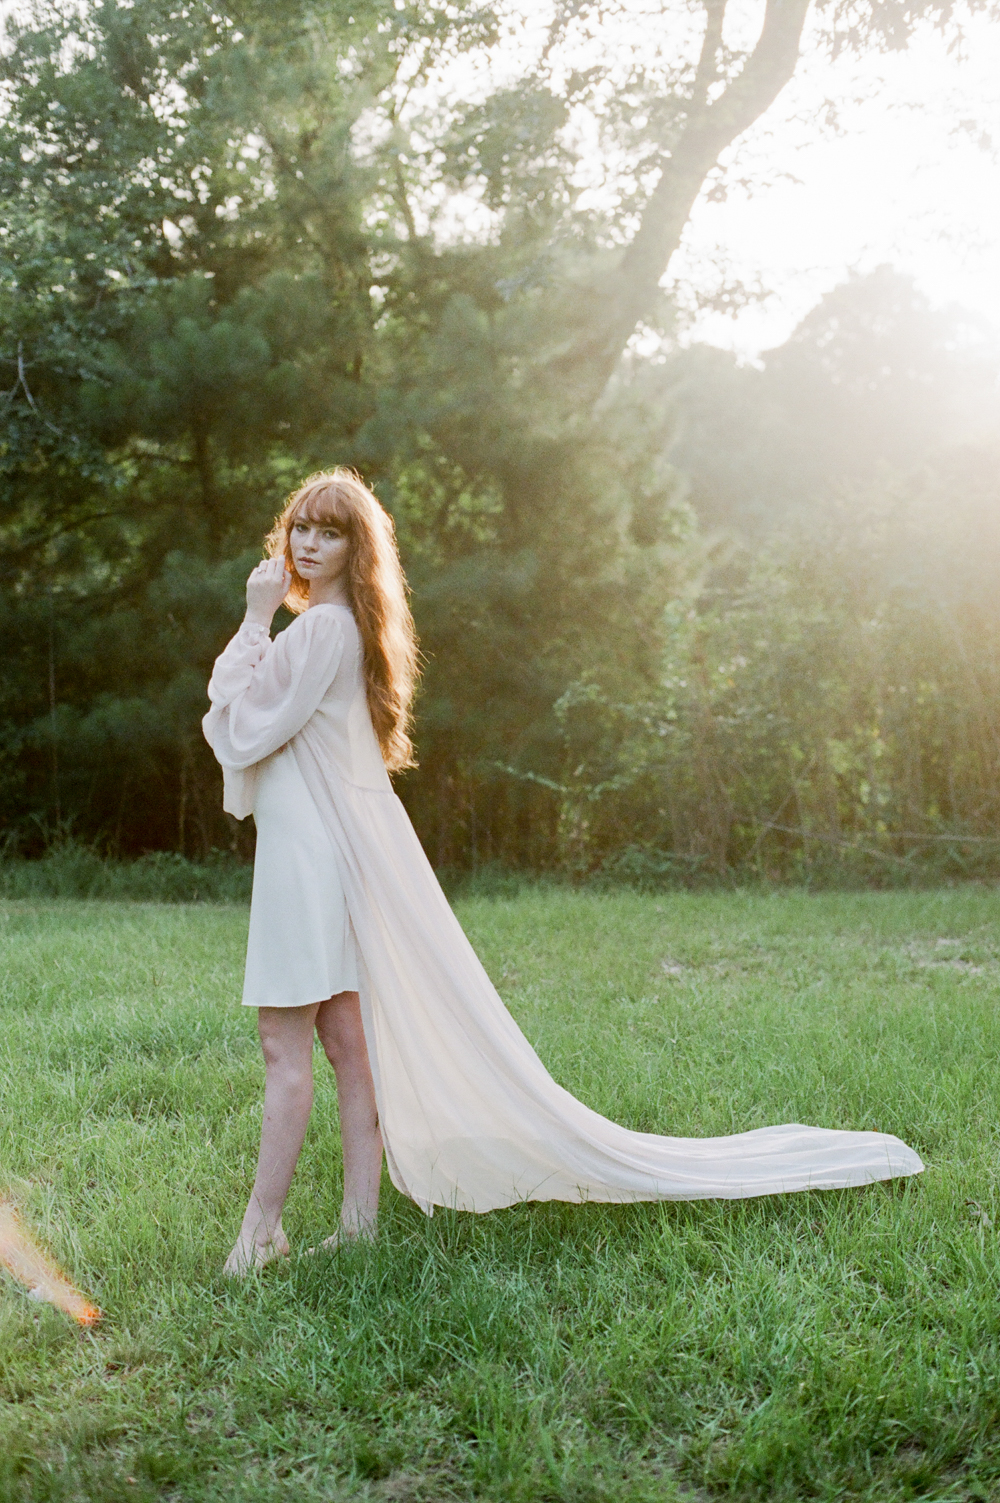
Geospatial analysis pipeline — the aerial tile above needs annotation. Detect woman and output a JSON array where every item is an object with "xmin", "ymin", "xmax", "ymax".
[{"xmin": 204, "ymin": 469, "xmax": 923, "ymax": 1276}]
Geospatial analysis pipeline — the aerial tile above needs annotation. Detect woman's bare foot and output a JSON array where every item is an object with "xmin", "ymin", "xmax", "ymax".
[
  {"xmin": 305, "ymin": 1219, "xmax": 377, "ymax": 1257},
  {"xmin": 223, "ymin": 1223, "xmax": 291, "ymax": 1278}
]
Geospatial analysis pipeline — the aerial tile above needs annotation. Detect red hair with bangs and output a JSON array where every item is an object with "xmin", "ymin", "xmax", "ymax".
[{"xmin": 265, "ymin": 469, "xmax": 419, "ymax": 772}]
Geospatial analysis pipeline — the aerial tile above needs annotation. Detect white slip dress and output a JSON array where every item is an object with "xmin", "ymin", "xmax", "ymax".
[
  {"xmin": 203, "ymin": 606, "xmax": 925, "ymax": 1214},
  {"xmin": 242, "ymin": 743, "xmax": 359, "ymax": 1008}
]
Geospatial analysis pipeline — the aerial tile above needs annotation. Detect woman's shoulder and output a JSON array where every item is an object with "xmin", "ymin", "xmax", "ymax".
[
  {"xmin": 285, "ymin": 604, "xmax": 351, "ymax": 638},
  {"xmin": 306, "ymin": 602, "xmax": 354, "ymax": 621},
  {"xmin": 272, "ymin": 606, "xmax": 350, "ymax": 668}
]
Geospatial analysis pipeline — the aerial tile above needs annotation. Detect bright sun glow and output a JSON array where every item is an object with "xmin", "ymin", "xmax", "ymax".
[
  {"xmin": 419, "ymin": 1, "xmax": 1000, "ymax": 358},
  {"xmin": 674, "ymin": 10, "xmax": 1000, "ymax": 355}
]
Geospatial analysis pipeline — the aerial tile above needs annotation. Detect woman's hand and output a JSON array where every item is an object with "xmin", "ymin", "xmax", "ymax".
[{"xmin": 245, "ymin": 558, "xmax": 291, "ymax": 628}]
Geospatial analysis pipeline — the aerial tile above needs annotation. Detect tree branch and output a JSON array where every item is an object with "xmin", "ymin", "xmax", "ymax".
[
  {"xmin": 555, "ymin": 0, "xmax": 812, "ymax": 404},
  {"xmin": 691, "ymin": 0, "xmax": 726, "ymax": 107},
  {"xmin": 618, "ymin": 0, "xmax": 811, "ymax": 299},
  {"xmin": 685, "ymin": 0, "xmax": 812, "ymax": 155},
  {"xmin": 393, "ymin": 158, "xmax": 420, "ymax": 244}
]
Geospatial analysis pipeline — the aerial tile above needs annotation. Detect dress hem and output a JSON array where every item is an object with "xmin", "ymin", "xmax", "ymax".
[{"xmin": 241, "ymin": 981, "xmax": 361, "ymax": 1010}]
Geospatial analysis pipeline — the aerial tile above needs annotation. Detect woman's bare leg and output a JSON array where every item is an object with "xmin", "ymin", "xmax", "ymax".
[
  {"xmin": 224, "ymin": 1003, "xmax": 319, "ymax": 1276},
  {"xmin": 314, "ymin": 991, "xmax": 383, "ymax": 1243}
]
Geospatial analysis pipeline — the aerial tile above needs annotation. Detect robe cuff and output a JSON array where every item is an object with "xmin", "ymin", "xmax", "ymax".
[{"xmin": 237, "ymin": 621, "xmax": 271, "ymax": 649}]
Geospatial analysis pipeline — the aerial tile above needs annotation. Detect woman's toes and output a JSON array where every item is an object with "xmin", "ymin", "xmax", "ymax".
[
  {"xmin": 304, "ymin": 1222, "xmax": 376, "ymax": 1257},
  {"xmin": 223, "ymin": 1232, "xmax": 290, "ymax": 1278},
  {"xmin": 304, "ymin": 1230, "xmax": 344, "ymax": 1257}
]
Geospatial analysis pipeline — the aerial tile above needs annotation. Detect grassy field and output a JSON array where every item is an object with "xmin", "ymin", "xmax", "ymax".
[{"xmin": 1, "ymin": 888, "xmax": 999, "ymax": 1502}]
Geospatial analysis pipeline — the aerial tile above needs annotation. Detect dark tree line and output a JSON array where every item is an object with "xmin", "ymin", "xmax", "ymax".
[{"xmin": 1, "ymin": 0, "xmax": 997, "ymax": 878}]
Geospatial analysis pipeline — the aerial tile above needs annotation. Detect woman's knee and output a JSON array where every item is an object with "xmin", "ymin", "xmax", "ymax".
[
  {"xmin": 316, "ymin": 994, "xmax": 366, "ymax": 1070},
  {"xmin": 257, "ymin": 1006, "xmax": 316, "ymax": 1074}
]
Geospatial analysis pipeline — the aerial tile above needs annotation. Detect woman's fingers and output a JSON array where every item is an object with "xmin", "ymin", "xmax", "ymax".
[
  {"xmin": 248, "ymin": 558, "xmax": 289, "ymax": 582},
  {"xmin": 245, "ymin": 557, "xmax": 291, "ymax": 626}
]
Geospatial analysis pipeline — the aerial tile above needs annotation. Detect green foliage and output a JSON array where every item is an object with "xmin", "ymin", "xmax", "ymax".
[
  {"xmin": 1, "ymin": 3, "xmax": 997, "ymax": 877},
  {"xmin": 0, "ymin": 0, "xmax": 692, "ymax": 862},
  {"xmin": 0, "ymin": 0, "xmax": 700, "ymax": 865},
  {"xmin": 3, "ymin": 888, "xmax": 1000, "ymax": 1499},
  {"xmin": 547, "ymin": 441, "xmax": 1000, "ymax": 882}
]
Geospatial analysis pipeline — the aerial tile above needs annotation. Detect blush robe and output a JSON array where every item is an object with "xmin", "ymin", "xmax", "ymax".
[{"xmin": 203, "ymin": 605, "xmax": 924, "ymax": 1214}]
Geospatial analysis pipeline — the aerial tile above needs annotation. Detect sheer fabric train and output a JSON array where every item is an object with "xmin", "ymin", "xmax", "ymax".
[{"xmin": 203, "ymin": 606, "xmax": 924, "ymax": 1214}]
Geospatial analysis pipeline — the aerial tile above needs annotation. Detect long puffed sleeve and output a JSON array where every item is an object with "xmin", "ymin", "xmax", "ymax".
[{"xmin": 202, "ymin": 607, "xmax": 346, "ymax": 818}]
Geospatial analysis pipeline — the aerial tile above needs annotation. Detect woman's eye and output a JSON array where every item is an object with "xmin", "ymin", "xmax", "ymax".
[{"xmin": 323, "ymin": 529, "xmax": 341, "ymax": 539}]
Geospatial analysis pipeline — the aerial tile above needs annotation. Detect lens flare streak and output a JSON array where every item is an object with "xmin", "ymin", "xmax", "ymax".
[{"xmin": 0, "ymin": 1200, "xmax": 101, "ymax": 1326}]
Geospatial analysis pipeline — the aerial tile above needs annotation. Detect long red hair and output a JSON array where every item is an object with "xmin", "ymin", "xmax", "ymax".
[{"xmin": 265, "ymin": 470, "xmax": 419, "ymax": 772}]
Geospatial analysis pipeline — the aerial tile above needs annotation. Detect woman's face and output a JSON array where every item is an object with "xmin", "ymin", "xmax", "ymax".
[{"xmin": 289, "ymin": 511, "xmax": 351, "ymax": 589}]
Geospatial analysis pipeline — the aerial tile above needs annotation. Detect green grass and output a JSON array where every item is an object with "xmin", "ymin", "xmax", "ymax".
[{"xmin": 1, "ymin": 888, "xmax": 999, "ymax": 1502}]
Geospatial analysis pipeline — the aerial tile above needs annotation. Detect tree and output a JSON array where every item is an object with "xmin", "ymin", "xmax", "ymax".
[
  {"xmin": 0, "ymin": 0, "xmax": 500, "ymax": 854},
  {"xmin": 382, "ymin": 0, "xmax": 983, "ymax": 409},
  {"xmin": 547, "ymin": 437, "xmax": 1000, "ymax": 883}
]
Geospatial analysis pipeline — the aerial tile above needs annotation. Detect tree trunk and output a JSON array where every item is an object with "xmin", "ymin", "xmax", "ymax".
[
  {"xmin": 554, "ymin": 0, "xmax": 812, "ymax": 407},
  {"xmin": 192, "ymin": 421, "xmax": 220, "ymax": 544}
]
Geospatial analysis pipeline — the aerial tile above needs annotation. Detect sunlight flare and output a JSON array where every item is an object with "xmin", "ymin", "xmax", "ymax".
[{"xmin": 0, "ymin": 1200, "xmax": 101, "ymax": 1326}]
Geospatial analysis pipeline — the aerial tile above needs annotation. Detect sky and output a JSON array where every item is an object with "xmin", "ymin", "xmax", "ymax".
[{"xmin": 671, "ymin": 10, "xmax": 1000, "ymax": 356}]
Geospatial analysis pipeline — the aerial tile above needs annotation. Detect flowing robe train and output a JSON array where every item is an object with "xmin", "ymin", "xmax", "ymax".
[{"xmin": 203, "ymin": 606, "xmax": 924, "ymax": 1214}]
